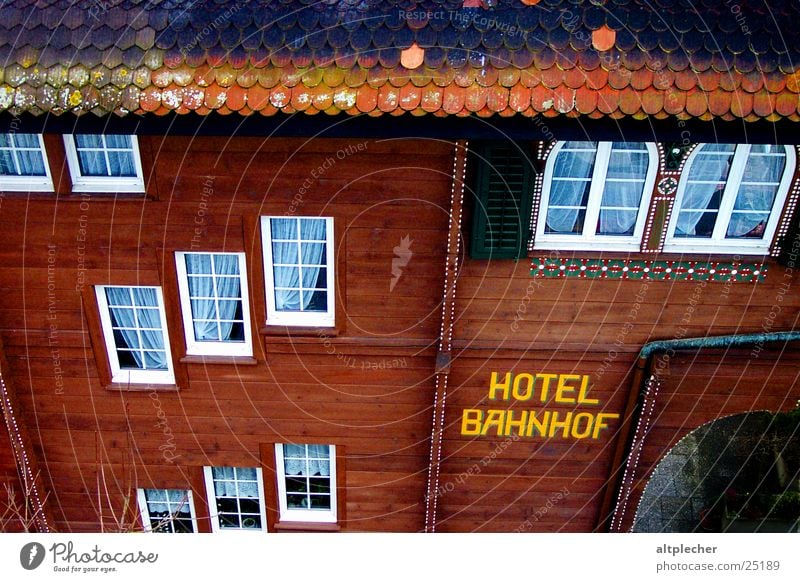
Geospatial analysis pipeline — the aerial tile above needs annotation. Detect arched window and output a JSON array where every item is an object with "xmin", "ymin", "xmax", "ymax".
[
  {"xmin": 535, "ymin": 141, "xmax": 658, "ymax": 250},
  {"xmin": 665, "ymin": 144, "xmax": 795, "ymax": 254}
]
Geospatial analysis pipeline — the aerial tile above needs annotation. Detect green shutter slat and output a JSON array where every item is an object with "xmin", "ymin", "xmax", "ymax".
[{"xmin": 470, "ymin": 142, "xmax": 535, "ymax": 259}]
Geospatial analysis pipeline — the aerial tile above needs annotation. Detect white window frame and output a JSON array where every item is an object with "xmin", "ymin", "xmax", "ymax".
[
  {"xmin": 664, "ymin": 144, "xmax": 796, "ymax": 255},
  {"xmin": 261, "ymin": 216, "xmax": 335, "ymax": 327},
  {"xmin": 95, "ymin": 285, "xmax": 175, "ymax": 385},
  {"xmin": 0, "ymin": 133, "xmax": 53, "ymax": 192},
  {"xmin": 63, "ymin": 134, "xmax": 145, "ymax": 193},
  {"xmin": 274, "ymin": 443, "xmax": 337, "ymax": 524},
  {"xmin": 203, "ymin": 466, "xmax": 268, "ymax": 532},
  {"xmin": 534, "ymin": 141, "xmax": 658, "ymax": 251},
  {"xmin": 175, "ymin": 251, "xmax": 253, "ymax": 357},
  {"xmin": 136, "ymin": 488, "xmax": 198, "ymax": 533}
]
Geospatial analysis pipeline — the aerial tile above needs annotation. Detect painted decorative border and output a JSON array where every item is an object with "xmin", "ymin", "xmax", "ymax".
[{"xmin": 531, "ymin": 258, "xmax": 767, "ymax": 282}]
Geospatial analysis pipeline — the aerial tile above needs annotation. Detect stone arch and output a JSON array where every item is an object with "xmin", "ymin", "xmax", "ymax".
[{"xmin": 633, "ymin": 410, "xmax": 800, "ymax": 533}]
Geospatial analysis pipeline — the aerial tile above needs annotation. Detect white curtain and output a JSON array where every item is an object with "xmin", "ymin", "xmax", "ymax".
[
  {"xmin": 726, "ymin": 150, "xmax": 785, "ymax": 238},
  {"xmin": 214, "ymin": 255, "xmax": 241, "ymax": 339},
  {"xmin": 187, "ymin": 254, "xmax": 217, "ymax": 340},
  {"xmin": 105, "ymin": 287, "xmax": 166, "ymax": 370},
  {"xmin": 145, "ymin": 489, "xmax": 188, "ymax": 516},
  {"xmin": 597, "ymin": 144, "xmax": 648, "ymax": 235},
  {"xmin": 545, "ymin": 142, "xmax": 595, "ymax": 234},
  {"xmin": 272, "ymin": 218, "xmax": 326, "ymax": 311},
  {"xmin": 186, "ymin": 254, "xmax": 241, "ymax": 341},
  {"xmin": 75, "ymin": 135, "xmax": 135, "ymax": 177},
  {"xmin": 0, "ymin": 134, "xmax": 46, "ymax": 176},
  {"xmin": 212, "ymin": 467, "xmax": 258, "ymax": 498},
  {"xmin": 675, "ymin": 145, "xmax": 734, "ymax": 236},
  {"xmin": 283, "ymin": 444, "xmax": 330, "ymax": 477}
]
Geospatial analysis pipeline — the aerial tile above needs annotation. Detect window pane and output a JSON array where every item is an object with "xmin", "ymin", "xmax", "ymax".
[
  {"xmin": 185, "ymin": 254, "xmax": 212, "ymax": 274},
  {"xmin": 741, "ymin": 152, "xmax": 785, "ymax": 184},
  {"xmin": 188, "ymin": 276, "xmax": 214, "ymax": 298},
  {"xmin": 75, "ymin": 135, "xmax": 103, "ymax": 148},
  {"xmin": 598, "ymin": 180, "xmax": 645, "ymax": 236},
  {"xmin": 272, "ymin": 241, "xmax": 298, "ymax": 264},
  {"xmin": 235, "ymin": 467, "xmax": 257, "ymax": 481},
  {"xmin": 300, "ymin": 218, "xmax": 326, "ymax": 240},
  {"xmin": 106, "ymin": 288, "xmax": 132, "ymax": 305},
  {"xmin": 546, "ymin": 206, "xmax": 586, "ymax": 234},
  {"xmin": 302, "ymin": 290, "xmax": 327, "ymax": 311},
  {"xmin": 727, "ymin": 212, "xmax": 770, "ymax": 239},
  {"xmin": 284, "ymin": 444, "xmax": 305, "ymax": 459},
  {"xmin": 301, "ymin": 243, "xmax": 326, "ymax": 265},
  {"xmin": 553, "ymin": 149, "xmax": 595, "ymax": 179},
  {"xmin": 16, "ymin": 151, "xmax": 45, "ymax": 175},
  {"xmin": 287, "ymin": 494, "xmax": 308, "ymax": 509},
  {"xmin": 105, "ymin": 135, "xmax": 132, "ymax": 148},
  {"xmin": 675, "ymin": 211, "xmax": 715, "ymax": 238},
  {"xmin": 0, "ymin": 151, "xmax": 15, "ymax": 174},
  {"xmin": 214, "ymin": 254, "xmax": 239, "ymax": 275},
  {"xmin": 77, "ymin": 150, "xmax": 107, "ymax": 176},
  {"xmin": 194, "ymin": 321, "xmax": 220, "ymax": 341},
  {"xmin": 241, "ymin": 515, "xmax": 261, "ymax": 529},
  {"xmin": 132, "ymin": 287, "xmax": 158, "ymax": 306},
  {"xmin": 107, "ymin": 151, "xmax": 136, "ymax": 177},
  {"xmin": 309, "ymin": 496, "xmax": 331, "ymax": 510},
  {"xmin": 733, "ymin": 184, "xmax": 778, "ymax": 212},
  {"xmin": 302, "ymin": 266, "xmax": 326, "ymax": 289},
  {"xmin": 271, "ymin": 218, "xmax": 297, "ymax": 239}
]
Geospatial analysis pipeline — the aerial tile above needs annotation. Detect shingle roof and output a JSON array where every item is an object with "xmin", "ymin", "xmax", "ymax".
[{"xmin": 0, "ymin": 0, "xmax": 799, "ymax": 121}]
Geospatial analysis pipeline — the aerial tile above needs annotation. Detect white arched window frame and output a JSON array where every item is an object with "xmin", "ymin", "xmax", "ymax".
[
  {"xmin": 534, "ymin": 141, "xmax": 659, "ymax": 251},
  {"xmin": 664, "ymin": 144, "xmax": 796, "ymax": 255}
]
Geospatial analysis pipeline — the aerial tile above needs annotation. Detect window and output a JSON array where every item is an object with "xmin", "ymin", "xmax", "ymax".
[
  {"xmin": 470, "ymin": 142, "xmax": 535, "ymax": 259},
  {"xmin": 175, "ymin": 252, "xmax": 252, "ymax": 357},
  {"xmin": 64, "ymin": 134, "xmax": 144, "ymax": 192},
  {"xmin": 203, "ymin": 466, "xmax": 267, "ymax": 532},
  {"xmin": 0, "ymin": 133, "xmax": 52, "ymax": 191},
  {"xmin": 275, "ymin": 443, "xmax": 336, "ymax": 523},
  {"xmin": 665, "ymin": 144, "xmax": 795, "ymax": 254},
  {"xmin": 95, "ymin": 285, "xmax": 175, "ymax": 385},
  {"xmin": 535, "ymin": 141, "xmax": 658, "ymax": 250},
  {"xmin": 261, "ymin": 216, "xmax": 335, "ymax": 327},
  {"xmin": 137, "ymin": 488, "xmax": 197, "ymax": 533}
]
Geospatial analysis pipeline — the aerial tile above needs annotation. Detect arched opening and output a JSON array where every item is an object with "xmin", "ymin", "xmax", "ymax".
[{"xmin": 633, "ymin": 410, "xmax": 800, "ymax": 533}]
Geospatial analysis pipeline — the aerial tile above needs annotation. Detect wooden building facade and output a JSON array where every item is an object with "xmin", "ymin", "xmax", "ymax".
[{"xmin": 0, "ymin": 0, "xmax": 798, "ymax": 533}]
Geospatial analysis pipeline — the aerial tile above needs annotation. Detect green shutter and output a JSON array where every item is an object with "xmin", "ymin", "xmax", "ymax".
[{"xmin": 470, "ymin": 142, "xmax": 535, "ymax": 259}]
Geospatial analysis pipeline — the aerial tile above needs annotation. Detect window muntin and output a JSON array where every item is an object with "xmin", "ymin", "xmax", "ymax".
[
  {"xmin": 64, "ymin": 134, "xmax": 144, "ymax": 192},
  {"xmin": 536, "ymin": 141, "xmax": 657, "ymax": 250},
  {"xmin": 95, "ymin": 285, "xmax": 175, "ymax": 385},
  {"xmin": 175, "ymin": 252, "xmax": 252, "ymax": 357},
  {"xmin": 203, "ymin": 466, "xmax": 267, "ymax": 532},
  {"xmin": 275, "ymin": 443, "xmax": 336, "ymax": 523},
  {"xmin": 0, "ymin": 133, "xmax": 53, "ymax": 191},
  {"xmin": 137, "ymin": 488, "xmax": 197, "ymax": 533},
  {"xmin": 261, "ymin": 216, "xmax": 335, "ymax": 327},
  {"xmin": 665, "ymin": 144, "xmax": 795, "ymax": 254}
]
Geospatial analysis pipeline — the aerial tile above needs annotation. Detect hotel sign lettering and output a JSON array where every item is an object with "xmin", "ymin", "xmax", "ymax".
[{"xmin": 460, "ymin": 372, "xmax": 620, "ymax": 439}]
